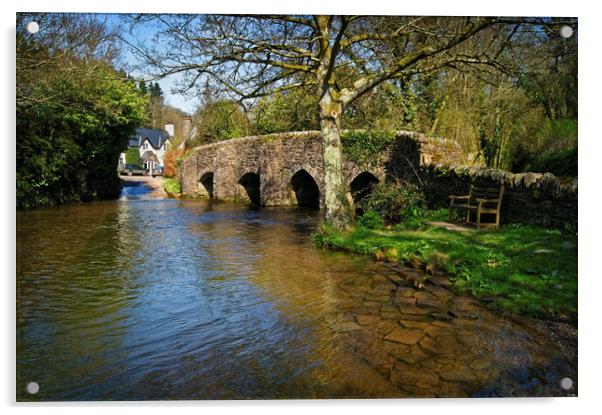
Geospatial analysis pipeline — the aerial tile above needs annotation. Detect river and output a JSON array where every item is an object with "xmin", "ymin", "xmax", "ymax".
[{"xmin": 16, "ymin": 178, "xmax": 576, "ymax": 400}]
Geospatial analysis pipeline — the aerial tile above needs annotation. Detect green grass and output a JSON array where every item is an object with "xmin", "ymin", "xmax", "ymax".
[
  {"xmin": 163, "ymin": 177, "xmax": 181, "ymax": 195},
  {"xmin": 315, "ymin": 210, "xmax": 577, "ymax": 320}
]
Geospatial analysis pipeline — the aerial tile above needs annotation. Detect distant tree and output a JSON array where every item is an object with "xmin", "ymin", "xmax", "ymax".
[
  {"xmin": 253, "ymin": 86, "xmax": 318, "ymax": 134},
  {"xmin": 138, "ymin": 80, "xmax": 148, "ymax": 95},
  {"xmin": 421, "ymin": 19, "xmax": 578, "ymax": 173},
  {"xmin": 147, "ymin": 82, "xmax": 164, "ymax": 129},
  {"xmin": 125, "ymin": 148, "xmax": 140, "ymax": 165},
  {"xmin": 190, "ymin": 99, "xmax": 251, "ymax": 146},
  {"xmin": 162, "ymin": 105, "xmax": 191, "ymax": 146}
]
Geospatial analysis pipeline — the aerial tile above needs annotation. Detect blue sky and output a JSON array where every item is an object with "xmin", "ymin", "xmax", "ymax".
[{"xmin": 107, "ymin": 14, "xmax": 199, "ymax": 115}]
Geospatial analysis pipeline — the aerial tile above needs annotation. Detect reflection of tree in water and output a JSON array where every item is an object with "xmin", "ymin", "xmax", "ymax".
[{"xmin": 17, "ymin": 201, "xmax": 139, "ymax": 400}]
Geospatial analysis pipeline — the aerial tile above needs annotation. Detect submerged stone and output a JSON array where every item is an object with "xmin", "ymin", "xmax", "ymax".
[
  {"xmin": 390, "ymin": 364, "xmax": 440, "ymax": 387},
  {"xmin": 439, "ymin": 363, "xmax": 477, "ymax": 382},
  {"xmin": 396, "ymin": 286, "xmax": 417, "ymax": 298},
  {"xmin": 430, "ymin": 312, "xmax": 453, "ymax": 321},
  {"xmin": 389, "ymin": 348, "xmax": 430, "ymax": 365},
  {"xmin": 394, "ymin": 296, "xmax": 417, "ymax": 305},
  {"xmin": 333, "ymin": 320, "xmax": 363, "ymax": 332},
  {"xmin": 355, "ymin": 314, "xmax": 380, "ymax": 326},
  {"xmin": 384, "ymin": 328, "xmax": 424, "ymax": 345},
  {"xmin": 469, "ymin": 356, "xmax": 492, "ymax": 371},
  {"xmin": 398, "ymin": 304, "xmax": 434, "ymax": 316}
]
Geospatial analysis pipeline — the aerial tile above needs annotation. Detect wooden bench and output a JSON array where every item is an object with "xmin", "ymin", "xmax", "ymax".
[{"xmin": 448, "ymin": 184, "xmax": 505, "ymax": 230}]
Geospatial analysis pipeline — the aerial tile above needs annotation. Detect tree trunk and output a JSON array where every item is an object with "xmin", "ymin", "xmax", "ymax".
[{"xmin": 319, "ymin": 91, "xmax": 354, "ymax": 231}]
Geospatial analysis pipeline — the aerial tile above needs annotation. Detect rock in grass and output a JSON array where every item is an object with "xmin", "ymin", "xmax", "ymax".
[{"xmin": 384, "ymin": 247, "xmax": 399, "ymax": 262}]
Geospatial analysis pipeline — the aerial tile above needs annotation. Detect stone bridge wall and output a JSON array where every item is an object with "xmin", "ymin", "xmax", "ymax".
[
  {"xmin": 180, "ymin": 131, "xmax": 464, "ymax": 208},
  {"xmin": 180, "ymin": 130, "xmax": 577, "ymax": 228}
]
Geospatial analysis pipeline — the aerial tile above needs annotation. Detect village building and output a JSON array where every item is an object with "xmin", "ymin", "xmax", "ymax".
[{"xmin": 118, "ymin": 125, "xmax": 174, "ymax": 174}]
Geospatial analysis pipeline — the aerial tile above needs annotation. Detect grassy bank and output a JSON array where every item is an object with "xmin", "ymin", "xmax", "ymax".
[
  {"xmin": 163, "ymin": 177, "xmax": 181, "ymax": 195},
  {"xmin": 314, "ymin": 211, "xmax": 577, "ymax": 320}
]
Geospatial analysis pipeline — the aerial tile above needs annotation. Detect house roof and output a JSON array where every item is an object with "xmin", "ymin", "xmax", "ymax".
[
  {"xmin": 128, "ymin": 128, "xmax": 170, "ymax": 149},
  {"xmin": 139, "ymin": 151, "xmax": 159, "ymax": 163}
]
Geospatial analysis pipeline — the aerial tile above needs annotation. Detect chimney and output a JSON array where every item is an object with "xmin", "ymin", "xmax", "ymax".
[
  {"xmin": 182, "ymin": 116, "xmax": 192, "ymax": 139},
  {"xmin": 164, "ymin": 124, "xmax": 175, "ymax": 137}
]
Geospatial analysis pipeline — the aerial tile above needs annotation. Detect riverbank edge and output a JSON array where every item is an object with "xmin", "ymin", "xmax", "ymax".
[
  {"xmin": 315, "ymin": 233, "xmax": 578, "ymax": 370},
  {"xmin": 314, "ymin": 221, "xmax": 577, "ymax": 316},
  {"xmin": 312, "ymin": 224, "xmax": 578, "ymax": 358}
]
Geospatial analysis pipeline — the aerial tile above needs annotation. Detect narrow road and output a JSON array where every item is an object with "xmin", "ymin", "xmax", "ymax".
[{"xmin": 120, "ymin": 174, "xmax": 168, "ymax": 199}]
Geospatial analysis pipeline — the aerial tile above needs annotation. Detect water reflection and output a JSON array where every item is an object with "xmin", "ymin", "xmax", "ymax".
[{"xmin": 16, "ymin": 187, "xmax": 575, "ymax": 400}]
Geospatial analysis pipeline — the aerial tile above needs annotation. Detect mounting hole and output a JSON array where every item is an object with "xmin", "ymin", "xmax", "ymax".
[
  {"xmin": 560, "ymin": 377, "xmax": 573, "ymax": 390},
  {"xmin": 26, "ymin": 21, "xmax": 39, "ymax": 34},
  {"xmin": 26, "ymin": 381, "xmax": 39, "ymax": 394},
  {"xmin": 560, "ymin": 25, "xmax": 573, "ymax": 39}
]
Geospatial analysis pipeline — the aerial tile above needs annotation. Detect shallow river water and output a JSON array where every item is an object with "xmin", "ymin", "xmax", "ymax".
[{"xmin": 16, "ymin": 180, "xmax": 576, "ymax": 400}]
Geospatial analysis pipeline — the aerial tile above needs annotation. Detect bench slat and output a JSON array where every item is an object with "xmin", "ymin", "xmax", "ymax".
[{"xmin": 449, "ymin": 184, "xmax": 504, "ymax": 230}]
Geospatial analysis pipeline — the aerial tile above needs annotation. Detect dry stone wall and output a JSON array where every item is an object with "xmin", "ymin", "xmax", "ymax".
[
  {"xmin": 421, "ymin": 166, "xmax": 577, "ymax": 229},
  {"xmin": 389, "ymin": 134, "xmax": 577, "ymax": 228}
]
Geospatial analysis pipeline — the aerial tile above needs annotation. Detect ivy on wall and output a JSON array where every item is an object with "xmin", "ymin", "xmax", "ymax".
[{"xmin": 341, "ymin": 130, "xmax": 396, "ymax": 166}]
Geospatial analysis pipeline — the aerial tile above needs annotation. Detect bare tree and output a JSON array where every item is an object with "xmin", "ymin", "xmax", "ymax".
[
  {"xmin": 126, "ymin": 14, "xmax": 553, "ymax": 230},
  {"xmin": 17, "ymin": 13, "xmax": 122, "ymax": 111}
]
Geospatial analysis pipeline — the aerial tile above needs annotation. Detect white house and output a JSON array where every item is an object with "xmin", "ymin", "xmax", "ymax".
[{"xmin": 118, "ymin": 125, "xmax": 174, "ymax": 173}]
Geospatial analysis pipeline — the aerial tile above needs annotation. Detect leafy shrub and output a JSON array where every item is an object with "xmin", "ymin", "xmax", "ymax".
[
  {"xmin": 357, "ymin": 211, "xmax": 384, "ymax": 229},
  {"xmin": 358, "ymin": 182, "xmax": 425, "ymax": 223},
  {"xmin": 311, "ymin": 221, "xmax": 345, "ymax": 248},
  {"xmin": 17, "ymin": 65, "xmax": 146, "ymax": 209},
  {"xmin": 163, "ymin": 177, "xmax": 181, "ymax": 195},
  {"xmin": 163, "ymin": 148, "xmax": 189, "ymax": 178},
  {"xmin": 512, "ymin": 119, "xmax": 577, "ymax": 177},
  {"xmin": 189, "ymin": 100, "xmax": 251, "ymax": 146},
  {"xmin": 526, "ymin": 145, "xmax": 577, "ymax": 178}
]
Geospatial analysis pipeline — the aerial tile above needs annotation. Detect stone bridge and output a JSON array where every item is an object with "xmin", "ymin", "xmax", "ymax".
[{"xmin": 180, "ymin": 130, "xmax": 464, "ymax": 208}]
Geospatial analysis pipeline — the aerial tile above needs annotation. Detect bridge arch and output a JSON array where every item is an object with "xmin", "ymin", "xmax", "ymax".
[
  {"xmin": 350, "ymin": 171, "xmax": 380, "ymax": 208},
  {"xmin": 237, "ymin": 172, "xmax": 261, "ymax": 206},
  {"xmin": 291, "ymin": 169, "xmax": 320, "ymax": 209},
  {"xmin": 180, "ymin": 131, "xmax": 453, "ymax": 208},
  {"xmin": 198, "ymin": 171, "xmax": 214, "ymax": 198}
]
